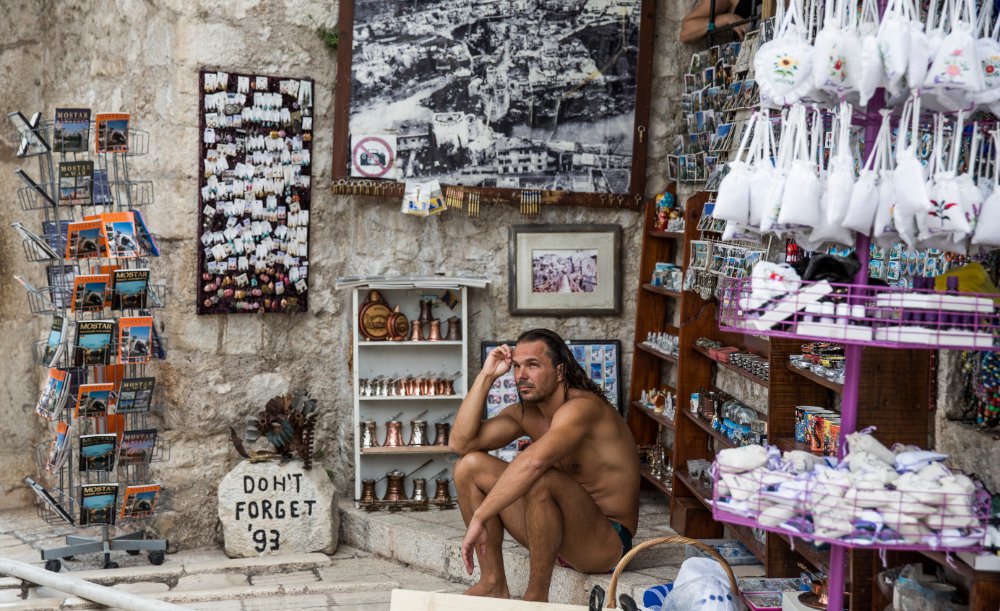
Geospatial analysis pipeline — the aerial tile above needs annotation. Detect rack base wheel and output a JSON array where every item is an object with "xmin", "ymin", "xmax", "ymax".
[
  {"xmin": 44, "ymin": 559, "xmax": 60, "ymax": 573},
  {"xmin": 126, "ymin": 549, "xmax": 140, "ymax": 556},
  {"xmin": 103, "ymin": 561, "xmax": 119, "ymax": 570},
  {"xmin": 148, "ymin": 551, "xmax": 164, "ymax": 566}
]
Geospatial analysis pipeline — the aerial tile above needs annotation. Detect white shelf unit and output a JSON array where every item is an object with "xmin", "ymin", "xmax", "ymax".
[{"xmin": 351, "ymin": 285, "xmax": 468, "ymax": 503}]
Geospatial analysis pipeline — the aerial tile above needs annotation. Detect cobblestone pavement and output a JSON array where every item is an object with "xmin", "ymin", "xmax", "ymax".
[
  {"xmin": 0, "ymin": 491, "xmax": 747, "ymax": 609},
  {"xmin": 0, "ymin": 507, "xmax": 464, "ymax": 610}
]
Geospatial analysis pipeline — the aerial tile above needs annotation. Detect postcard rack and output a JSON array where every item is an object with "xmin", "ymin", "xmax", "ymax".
[{"xmin": 7, "ymin": 110, "xmax": 168, "ymax": 571}]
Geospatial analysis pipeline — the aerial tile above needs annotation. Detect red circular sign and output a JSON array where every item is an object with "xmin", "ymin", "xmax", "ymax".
[{"xmin": 351, "ymin": 137, "xmax": 396, "ymax": 178}]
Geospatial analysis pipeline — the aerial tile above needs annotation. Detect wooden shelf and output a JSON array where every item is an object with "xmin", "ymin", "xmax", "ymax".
[
  {"xmin": 726, "ymin": 522, "xmax": 766, "ymax": 564},
  {"xmin": 358, "ymin": 395, "xmax": 465, "ymax": 401},
  {"xmin": 675, "ymin": 467, "xmax": 714, "ymax": 512},
  {"xmin": 635, "ymin": 342, "xmax": 679, "ymax": 364},
  {"xmin": 631, "ymin": 401, "xmax": 676, "ymax": 430},
  {"xmin": 772, "ymin": 437, "xmax": 823, "ymax": 455},
  {"xmin": 640, "ymin": 466, "xmax": 673, "ymax": 497},
  {"xmin": 778, "ymin": 533, "xmax": 830, "ymax": 572},
  {"xmin": 641, "ymin": 283, "xmax": 681, "ymax": 299},
  {"xmin": 681, "ymin": 409, "xmax": 735, "ymax": 449},
  {"xmin": 693, "ymin": 345, "xmax": 770, "ymax": 388},
  {"xmin": 785, "ymin": 361, "xmax": 844, "ymax": 394},
  {"xmin": 358, "ymin": 340, "xmax": 464, "ymax": 346},
  {"xmin": 648, "ymin": 229, "xmax": 685, "ymax": 239},
  {"xmin": 360, "ymin": 446, "xmax": 456, "ymax": 455}
]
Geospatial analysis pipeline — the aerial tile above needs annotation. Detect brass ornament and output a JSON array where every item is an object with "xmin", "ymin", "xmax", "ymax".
[{"xmin": 359, "ymin": 290, "xmax": 392, "ymax": 340}]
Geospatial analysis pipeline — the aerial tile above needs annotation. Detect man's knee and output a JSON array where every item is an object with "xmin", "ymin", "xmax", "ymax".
[
  {"xmin": 525, "ymin": 468, "xmax": 560, "ymax": 503},
  {"xmin": 453, "ymin": 450, "xmax": 494, "ymax": 485}
]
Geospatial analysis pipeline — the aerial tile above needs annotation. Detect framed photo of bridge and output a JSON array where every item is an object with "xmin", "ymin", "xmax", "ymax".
[
  {"xmin": 332, "ymin": 0, "xmax": 656, "ymax": 209},
  {"xmin": 508, "ymin": 224, "xmax": 621, "ymax": 316}
]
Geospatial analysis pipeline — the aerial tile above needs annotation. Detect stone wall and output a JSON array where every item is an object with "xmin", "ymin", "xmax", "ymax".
[{"xmin": 0, "ymin": 0, "xmax": 692, "ymax": 548}]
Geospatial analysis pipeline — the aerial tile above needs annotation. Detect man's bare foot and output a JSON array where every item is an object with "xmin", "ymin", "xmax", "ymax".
[{"xmin": 463, "ymin": 581, "xmax": 511, "ymax": 598}]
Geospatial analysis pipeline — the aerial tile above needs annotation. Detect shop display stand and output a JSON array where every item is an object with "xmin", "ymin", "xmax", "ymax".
[
  {"xmin": 707, "ymin": 29, "xmax": 1000, "ymax": 611},
  {"xmin": 349, "ymin": 282, "xmax": 468, "ymax": 505},
  {"xmin": 628, "ymin": 187, "xmax": 940, "ymax": 609},
  {"xmin": 8, "ymin": 114, "xmax": 168, "ymax": 571}
]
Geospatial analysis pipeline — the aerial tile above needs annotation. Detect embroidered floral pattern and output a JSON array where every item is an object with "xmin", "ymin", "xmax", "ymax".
[
  {"xmin": 935, "ymin": 49, "xmax": 971, "ymax": 85},
  {"xmin": 829, "ymin": 54, "xmax": 848, "ymax": 83},
  {"xmin": 774, "ymin": 54, "xmax": 800, "ymax": 79},
  {"xmin": 929, "ymin": 199, "xmax": 959, "ymax": 224},
  {"xmin": 982, "ymin": 54, "xmax": 1000, "ymax": 81}
]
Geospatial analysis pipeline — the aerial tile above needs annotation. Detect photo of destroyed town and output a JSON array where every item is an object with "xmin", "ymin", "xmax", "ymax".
[{"xmin": 349, "ymin": 0, "xmax": 641, "ymax": 194}]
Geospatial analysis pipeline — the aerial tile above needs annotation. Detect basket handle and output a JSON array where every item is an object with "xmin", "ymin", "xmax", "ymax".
[{"xmin": 604, "ymin": 535, "xmax": 739, "ymax": 609}]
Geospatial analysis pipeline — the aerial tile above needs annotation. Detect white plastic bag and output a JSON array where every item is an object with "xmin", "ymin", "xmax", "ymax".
[{"xmin": 663, "ymin": 558, "xmax": 740, "ymax": 611}]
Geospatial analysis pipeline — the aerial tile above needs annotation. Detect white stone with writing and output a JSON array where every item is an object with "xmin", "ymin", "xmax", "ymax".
[{"xmin": 218, "ymin": 459, "xmax": 339, "ymax": 558}]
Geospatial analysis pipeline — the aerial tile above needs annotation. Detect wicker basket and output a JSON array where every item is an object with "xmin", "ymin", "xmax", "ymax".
[{"xmin": 603, "ymin": 535, "xmax": 739, "ymax": 609}]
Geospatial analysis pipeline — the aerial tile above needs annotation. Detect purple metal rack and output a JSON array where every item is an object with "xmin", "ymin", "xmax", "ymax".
[{"xmin": 707, "ymin": 2, "xmax": 999, "ymax": 607}]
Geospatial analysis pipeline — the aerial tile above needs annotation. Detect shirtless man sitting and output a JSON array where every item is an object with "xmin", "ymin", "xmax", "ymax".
[{"xmin": 450, "ymin": 328, "xmax": 640, "ymax": 602}]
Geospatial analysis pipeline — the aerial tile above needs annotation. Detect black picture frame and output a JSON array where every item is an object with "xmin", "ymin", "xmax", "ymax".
[
  {"xmin": 332, "ymin": 0, "xmax": 657, "ymax": 210},
  {"xmin": 508, "ymin": 224, "xmax": 622, "ymax": 316}
]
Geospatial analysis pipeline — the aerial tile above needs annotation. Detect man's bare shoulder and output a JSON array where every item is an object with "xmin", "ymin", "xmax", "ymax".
[{"xmin": 554, "ymin": 391, "xmax": 606, "ymax": 420}]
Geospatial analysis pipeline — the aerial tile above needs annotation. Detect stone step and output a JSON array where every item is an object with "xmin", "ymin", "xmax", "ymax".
[{"xmin": 337, "ymin": 493, "xmax": 690, "ymax": 605}]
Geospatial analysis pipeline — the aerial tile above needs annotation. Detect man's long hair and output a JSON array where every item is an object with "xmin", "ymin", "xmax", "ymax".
[{"xmin": 515, "ymin": 328, "xmax": 606, "ymax": 401}]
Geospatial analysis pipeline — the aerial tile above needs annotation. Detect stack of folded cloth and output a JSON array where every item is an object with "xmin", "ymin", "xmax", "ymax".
[{"xmin": 712, "ymin": 431, "xmax": 986, "ymax": 548}]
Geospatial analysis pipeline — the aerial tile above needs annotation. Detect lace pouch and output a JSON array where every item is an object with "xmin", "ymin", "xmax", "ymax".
[
  {"xmin": 756, "ymin": 0, "xmax": 815, "ymax": 107},
  {"xmin": 843, "ymin": 111, "xmax": 891, "ymax": 235},
  {"xmin": 972, "ymin": 131, "xmax": 1000, "ymax": 246},
  {"xmin": 714, "ymin": 112, "xmax": 760, "ymax": 224}
]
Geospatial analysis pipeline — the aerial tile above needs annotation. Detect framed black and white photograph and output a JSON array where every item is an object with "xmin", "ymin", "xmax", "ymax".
[
  {"xmin": 333, "ymin": 0, "xmax": 656, "ymax": 209},
  {"xmin": 508, "ymin": 224, "xmax": 621, "ymax": 316}
]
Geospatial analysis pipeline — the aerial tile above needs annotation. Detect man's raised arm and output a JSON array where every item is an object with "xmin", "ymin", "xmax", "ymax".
[{"xmin": 449, "ymin": 344, "xmax": 523, "ymax": 455}]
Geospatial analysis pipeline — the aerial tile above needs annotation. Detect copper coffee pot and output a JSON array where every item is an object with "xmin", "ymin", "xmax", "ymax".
[
  {"xmin": 408, "ymin": 319, "xmax": 423, "ymax": 342},
  {"xmin": 408, "ymin": 410, "xmax": 429, "ymax": 446},
  {"xmin": 382, "ymin": 470, "xmax": 406, "ymax": 503},
  {"xmin": 383, "ymin": 419, "xmax": 404, "ymax": 447},
  {"xmin": 433, "ymin": 422, "xmax": 451, "ymax": 446},
  {"xmin": 411, "ymin": 478, "xmax": 429, "ymax": 507},
  {"xmin": 445, "ymin": 316, "xmax": 461, "ymax": 341},
  {"xmin": 427, "ymin": 319, "xmax": 442, "ymax": 341},
  {"xmin": 418, "ymin": 298, "xmax": 434, "ymax": 325},
  {"xmin": 360, "ymin": 479, "xmax": 378, "ymax": 506},
  {"xmin": 432, "ymin": 478, "xmax": 455, "ymax": 508},
  {"xmin": 360, "ymin": 420, "xmax": 379, "ymax": 448}
]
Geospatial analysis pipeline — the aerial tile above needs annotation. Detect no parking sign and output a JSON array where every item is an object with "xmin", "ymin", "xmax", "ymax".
[{"xmin": 350, "ymin": 135, "xmax": 398, "ymax": 179}]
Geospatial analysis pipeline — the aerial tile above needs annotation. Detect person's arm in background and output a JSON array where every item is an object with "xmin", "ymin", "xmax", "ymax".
[{"xmin": 680, "ymin": 0, "xmax": 745, "ymax": 43}]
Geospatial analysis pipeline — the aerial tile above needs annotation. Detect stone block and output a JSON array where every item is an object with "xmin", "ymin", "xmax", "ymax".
[
  {"xmin": 174, "ymin": 573, "xmax": 248, "ymax": 591},
  {"xmin": 110, "ymin": 581, "xmax": 172, "ymax": 595},
  {"xmin": 243, "ymin": 593, "xmax": 332, "ymax": 611},
  {"xmin": 218, "ymin": 459, "xmax": 339, "ymax": 558},
  {"xmin": 250, "ymin": 570, "xmax": 318, "ymax": 587}
]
